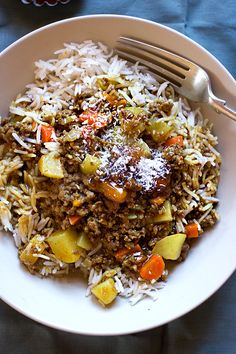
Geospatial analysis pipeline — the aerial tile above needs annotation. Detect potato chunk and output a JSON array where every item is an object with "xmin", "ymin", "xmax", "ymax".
[
  {"xmin": 91, "ymin": 278, "xmax": 118, "ymax": 306},
  {"xmin": 152, "ymin": 233, "xmax": 186, "ymax": 260},
  {"xmin": 125, "ymin": 106, "xmax": 145, "ymax": 116},
  {"xmin": 146, "ymin": 118, "xmax": 172, "ymax": 143},
  {"xmin": 38, "ymin": 152, "xmax": 64, "ymax": 179},
  {"xmin": 147, "ymin": 200, "xmax": 172, "ymax": 224},
  {"xmin": 121, "ymin": 107, "xmax": 146, "ymax": 136},
  {"xmin": 77, "ymin": 232, "xmax": 92, "ymax": 251},
  {"xmin": 47, "ymin": 228, "xmax": 81, "ymax": 263},
  {"xmin": 80, "ymin": 154, "xmax": 101, "ymax": 175}
]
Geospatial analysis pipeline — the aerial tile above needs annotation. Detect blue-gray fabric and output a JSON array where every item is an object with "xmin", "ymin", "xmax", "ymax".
[{"xmin": 0, "ymin": 0, "xmax": 235, "ymax": 352}]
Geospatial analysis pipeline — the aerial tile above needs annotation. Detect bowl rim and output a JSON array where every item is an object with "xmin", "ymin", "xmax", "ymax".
[{"xmin": 0, "ymin": 14, "xmax": 235, "ymax": 336}]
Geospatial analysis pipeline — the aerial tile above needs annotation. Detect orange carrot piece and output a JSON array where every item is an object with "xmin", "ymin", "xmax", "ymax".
[
  {"xmin": 79, "ymin": 110, "xmax": 98, "ymax": 124},
  {"xmin": 99, "ymin": 181, "xmax": 127, "ymax": 203},
  {"xmin": 133, "ymin": 244, "xmax": 142, "ymax": 252},
  {"xmin": 185, "ymin": 223, "xmax": 199, "ymax": 238},
  {"xmin": 165, "ymin": 135, "xmax": 183, "ymax": 147},
  {"xmin": 139, "ymin": 254, "xmax": 165, "ymax": 281},
  {"xmin": 80, "ymin": 110, "xmax": 108, "ymax": 130},
  {"xmin": 115, "ymin": 244, "xmax": 141, "ymax": 261},
  {"xmin": 69, "ymin": 215, "xmax": 82, "ymax": 226},
  {"xmin": 115, "ymin": 248, "xmax": 130, "ymax": 260},
  {"xmin": 41, "ymin": 125, "xmax": 55, "ymax": 143}
]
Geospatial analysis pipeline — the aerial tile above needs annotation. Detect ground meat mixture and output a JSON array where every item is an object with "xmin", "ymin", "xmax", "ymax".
[{"xmin": 0, "ymin": 41, "xmax": 221, "ymax": 307}]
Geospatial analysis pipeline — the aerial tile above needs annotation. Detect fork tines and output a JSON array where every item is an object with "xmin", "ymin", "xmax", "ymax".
[{"xmin": 116, "ymin": 36, "xmax": 191, "ymax": 88}]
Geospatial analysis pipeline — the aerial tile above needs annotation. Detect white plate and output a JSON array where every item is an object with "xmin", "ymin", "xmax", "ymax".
[{"xmin": 0, "ymin": 15, "xmax": 236, "ymax": 335}]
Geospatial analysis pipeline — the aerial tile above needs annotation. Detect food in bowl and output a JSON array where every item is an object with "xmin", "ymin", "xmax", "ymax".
[{"xmin": 0, "ymin": 40, "xmax": 221, "ymax": 306}]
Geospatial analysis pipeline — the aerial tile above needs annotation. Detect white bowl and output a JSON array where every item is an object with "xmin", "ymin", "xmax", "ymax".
[{"xmin": 0, "ymin": 15, "xmax": 235, "ymax": 336}]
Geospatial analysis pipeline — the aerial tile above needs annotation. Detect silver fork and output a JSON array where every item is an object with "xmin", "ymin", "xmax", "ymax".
[{"xmin": 116, "ymin": 36, "xmax": 236, "ymax": 122}]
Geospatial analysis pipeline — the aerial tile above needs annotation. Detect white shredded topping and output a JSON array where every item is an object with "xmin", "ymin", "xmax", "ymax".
[
  {"xmin": 118, "ymin": 89, "xmax": 136, "ymax": 106},
  {"xmin": 36, "ymin": 125, "xmax": 41, "ymax": 144},
  {"xmin": 13, "ymin": 231, "xmax": 21, "ymax": 247},
  {"xmin": 12, "ymin": 132, "xmax": 30, "ymax": 150},
  {"xmin": 24, "ymin": 137, "xmax": 37, "ymax": 144},
  {"xmin": 198, "ymin": 205, "xmax": 213, "ymax": 224},
  {"xmin": 44, "ymin": 142, "xmax": 60, "ymax": 152},
  {"xmin": 135, "ymin": 152, "xmax": 169, "ymax": 191},
  {"xmin": 157, "ymin": 81, "xmax": 169, "ymax": 98},
  {"xmin": 33, "ymin": 254, "xmax": 50, "ymax": 260}
]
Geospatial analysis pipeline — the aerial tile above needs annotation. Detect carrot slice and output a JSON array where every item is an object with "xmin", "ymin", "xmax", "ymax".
[
  {"xmin": 99, "ymin": 181, "xmax": 127, "ymax": 203},
  {"xmin": 139, "ymin": 254, "xmax": 165, "ymax": 281},
  {"xmin": 69, "ymin": 215, "xmax": 82, "ymax": 226},
  {"xmin": 41, "ymin": 125, "xmax": 55, "ymax": 143},
  {"xmin": 185, "ymin": 223, "xmax": 199, "ymax": 238},
  {"xmin": 115, "ymin": 244, "xmax": 141, "ymax": 261},
  {"xmin": 115, "ymin": 248, "xmax": 130, "ymax": 261},
  {"xmin": 80, "ymin": 110, "xmax": 108, "ymax": 133},
  {"xmin": 164, "ymin": 135, "xmax": 183, "ymax": 147},
  {"xmin": 79, "ymin": 110, "xmax": 98, "ymax": 124}
]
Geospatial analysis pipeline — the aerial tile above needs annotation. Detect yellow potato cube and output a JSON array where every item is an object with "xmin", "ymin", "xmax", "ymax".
[
  {"xmin": 47, "ymin": 228, "xmax": 81, "ymax": 263},
  {"xmin": 146, "ymin": 118, "xmax": 172, "ymax": 143},
  {"xmin": 147, "ymin": 201, "xmax": 172, "ymax": 224},
  {"xmin": 38, "ymin": 152, "xmax": 64, "ymax": 179},
  {"xmin": 125, "ymin": 106, "xmax": 145, "ymax": 116},
  {"xmin": 152, "ymin": 233, "xmax": 186, "ymax": 260},
  {"xmin": 121, "ymin": 107, "xmax": 146, "ymax": 136},
  {"xmin": 77, "ymin": 232, "xmax": 92, "ymax": 251},
  {"xmin": 91, "ymin": 278, "xmax": 118, "ymax": 306},
  {"xmin": 80, "ymin": 154, "xmax": 101, "ymax": 175}
]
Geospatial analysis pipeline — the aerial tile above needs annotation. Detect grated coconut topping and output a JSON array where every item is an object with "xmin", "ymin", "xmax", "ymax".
[{"xmin": 99, "ymin": 146, "xmax": 169, "ymax": 192}]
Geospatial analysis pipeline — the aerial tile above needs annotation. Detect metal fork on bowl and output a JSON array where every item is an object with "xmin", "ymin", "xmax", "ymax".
[{"xmin": 116, "ymin": 37, "xmax": 236, "ymax": 121}]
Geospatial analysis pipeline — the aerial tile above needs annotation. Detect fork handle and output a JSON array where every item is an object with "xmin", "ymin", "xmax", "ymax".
[{"xmin": 208, "ymin": 94, "xmax": 236, "ymax": 122}]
